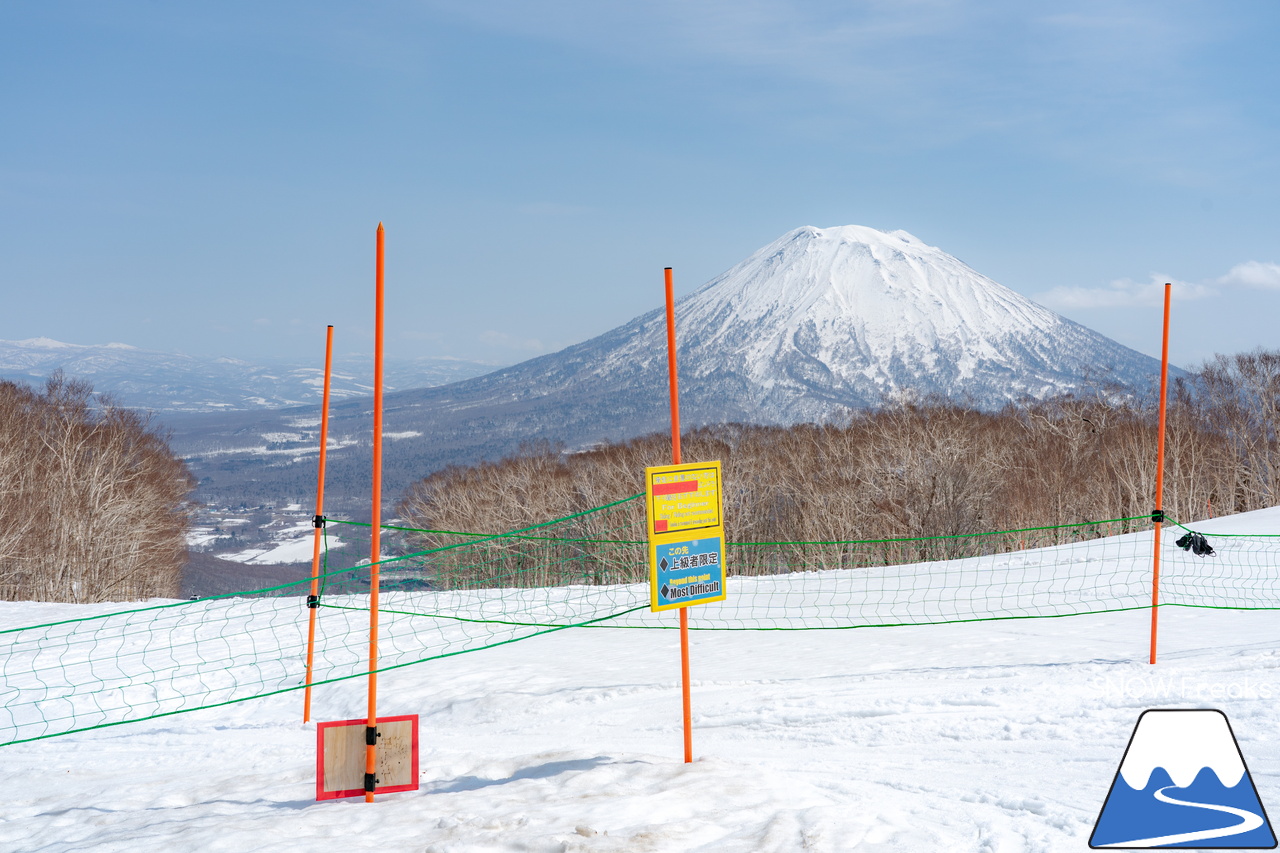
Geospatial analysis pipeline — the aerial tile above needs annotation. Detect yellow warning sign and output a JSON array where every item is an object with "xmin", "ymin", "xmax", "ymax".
[{"xmin": 645, "ymin": 461, "xmax": 722, "ymax": 538}]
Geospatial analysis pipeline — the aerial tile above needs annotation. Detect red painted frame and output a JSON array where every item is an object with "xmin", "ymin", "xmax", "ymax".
[{"xmin": 316, "ymin": 714, "xmax": 420, "ymax": 800}]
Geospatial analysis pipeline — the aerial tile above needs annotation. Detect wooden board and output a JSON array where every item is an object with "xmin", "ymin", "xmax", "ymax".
[{"xmin": 316, "ymin": 715, "xmax": 419, "ymax": 800}]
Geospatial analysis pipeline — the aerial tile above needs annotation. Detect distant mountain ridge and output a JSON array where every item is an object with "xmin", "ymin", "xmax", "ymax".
[
  {"xmin": 0, "ymin": 337, "xmax": 499, "ymax": 413},
  {"xmin": 159, "ymin": 225, "xmax": 1175, "ymax": 510}
]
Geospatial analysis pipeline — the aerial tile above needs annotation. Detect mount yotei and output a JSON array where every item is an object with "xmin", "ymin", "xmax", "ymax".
[
  {"xmin": 558, "ymin": 224, "xmax": 1164, "ymax": 420},
  {"xmin": 168, "ymin": 225, "xmax": 1171, "ymax": 507}
]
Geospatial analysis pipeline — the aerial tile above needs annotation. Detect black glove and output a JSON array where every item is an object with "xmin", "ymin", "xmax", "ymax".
[{"xmin": 1175, "ymin": 531, "xmax": 1215, "ymax": 557}]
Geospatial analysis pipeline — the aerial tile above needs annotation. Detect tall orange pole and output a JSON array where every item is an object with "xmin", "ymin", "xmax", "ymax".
[
  {"xmin": 1150, "ymin": 282, "xmax": 1172, "ymax": 665},
  {"xmin": 303, "ymin": 324, "xmax": 335, "ymax": 723},
  {"xmin": 664, "ymin": 267, "xmax": 693, "ymax": 764},
  {"xmin": 666, "ymin": 268, "xmax": 683, "ymax": 466},
  {"xmin": 366, "ymin": 223, "xmax": 385, "ymax": 800}
]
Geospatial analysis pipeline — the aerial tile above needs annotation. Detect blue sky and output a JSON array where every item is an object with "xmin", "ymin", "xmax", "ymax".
[{"xmin": 2, "ymin": 1, "xmax": 1278, "ymax": 369}]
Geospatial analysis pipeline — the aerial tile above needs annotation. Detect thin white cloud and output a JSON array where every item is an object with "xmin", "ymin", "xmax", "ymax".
[
  {"xmin": 1036, "ymin": 274, "xmax": 1216, "ymax": 309},
  {"xmin": 1037, "ymin": 258, "xmax": 1280, "ymax": 310},
  {"xmin": 479, "ymin": 330, "xmax": 547, "ymax": 353},
  {"xmin": 1219, "ymin": 261, "xmax": 1280, "ymax": 290}
]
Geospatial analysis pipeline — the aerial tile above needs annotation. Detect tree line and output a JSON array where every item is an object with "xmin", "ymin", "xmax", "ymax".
[
  {"xmin": 0, "ymin": 374, "xmax": 194, "ymax": 602},
  {"xmin": 7, "ymin": 348, "xmax": 1274, "ymax": 598},
  {"xmin": 398, "ymin": 350, "xmax": 1280, "ymax": 553}
]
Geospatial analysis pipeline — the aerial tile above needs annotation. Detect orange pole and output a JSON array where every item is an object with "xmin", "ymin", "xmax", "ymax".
[
  {"xmin": 1150, "ymin": 282, "xmax": 1172, "ymax": 665},
  {"xmin": 665, "ymin": 268, "xmax": 682, "ymax": 465},
  {"xmin": 366, "ymin": 223, "xmax": 385, "ymax": 800},
  {"xmin": 303, "ymin": 324, "xmax": 335, "ymax": 723},
  {"xmin": 664, "ymin": 267, "xmax": 693, "ymax": 764}
]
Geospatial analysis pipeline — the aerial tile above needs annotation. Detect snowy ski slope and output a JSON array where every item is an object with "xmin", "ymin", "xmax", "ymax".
[{"xmin": 3, "ymin": 508, "xmax": 1280, "ymax": 851}]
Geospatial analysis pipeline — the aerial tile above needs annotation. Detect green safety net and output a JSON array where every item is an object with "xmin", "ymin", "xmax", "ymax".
[
  {"xmin": 0, "ymin": 494, "xmax": 646, "ymax": 748},
  {"xmin": 0, "ymin": 492, "xmax": 1273, "ymax": 748}
]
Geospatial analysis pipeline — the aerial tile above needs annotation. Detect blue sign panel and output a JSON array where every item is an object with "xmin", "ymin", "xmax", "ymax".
[{"xmin": 650, "ymin": 536, "xmax": 726, "ymax": 611}]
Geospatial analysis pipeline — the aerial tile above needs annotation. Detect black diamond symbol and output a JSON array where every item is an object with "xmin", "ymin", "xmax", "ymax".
[
  {"xmin": 659, "ymin": 557, "xmax": 669, "ymax": 570},
  {"xmin": 660, "ymin": 584, "xmax": 670, "ymax": 599}
]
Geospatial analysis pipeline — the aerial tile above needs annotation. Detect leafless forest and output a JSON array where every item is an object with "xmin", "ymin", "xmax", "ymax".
[
  {"xmin": 399, "ymin": 351, "xmax": 1280, "ymax": 559},
  {"xmin": 0, "ymin": 374, "xmax": 195, "ymax": 602}
]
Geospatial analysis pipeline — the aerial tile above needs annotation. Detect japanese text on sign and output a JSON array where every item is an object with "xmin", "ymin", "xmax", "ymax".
[{"xmin": 650, "ymin": 536, "xmax": 726, "ymax": 611}]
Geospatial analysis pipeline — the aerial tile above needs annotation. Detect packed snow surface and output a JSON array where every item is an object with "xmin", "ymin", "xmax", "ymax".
[{"xmin": 5, "ymin": 508, "xmax": 1280, "ymax": 851}]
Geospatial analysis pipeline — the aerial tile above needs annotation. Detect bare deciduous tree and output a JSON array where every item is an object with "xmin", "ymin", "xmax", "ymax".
[{"xmin": 0, "ymin": 374, "xmax": 195, "ymax": 602}]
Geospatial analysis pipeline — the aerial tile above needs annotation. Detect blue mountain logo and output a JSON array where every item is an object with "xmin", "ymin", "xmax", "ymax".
[{"xmin": 1091, "ymin": 709, "xmax": 1276, "ymax": 848}]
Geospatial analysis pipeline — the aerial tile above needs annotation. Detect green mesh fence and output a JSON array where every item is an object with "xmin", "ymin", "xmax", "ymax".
[
  {"xmin": 687, "ymin": 518, "xmax": 1159, "ymax": 630},
  {"xmin": 0, "ymin": 495, "xmax": 646, "ymax": 748},
  {"xmin": 306, "ymin": 495, "xmax": 648, "ymax": 689},
  {"xmin": 0, "ymin": 492, "xmax": 1274, "ymax": 749},
  {"xmin": 1161, "ymin": 519, "xmax": 1280, "ymax": 611},
  {"xmin": 0, "ymin": 595, "xmax": 313, "ymax": 746}
]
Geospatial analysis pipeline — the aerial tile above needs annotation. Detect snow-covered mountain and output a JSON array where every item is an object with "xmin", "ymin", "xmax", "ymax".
[
  {"xmin": 164, "ymin": 225, "xmax": 1173, "ymax": 509},
  {"xmin": 561, "ymin": 225, "xmax": 1163, "ymax": 420},
  {"xmin": 0, "ymin": 338, "xmax": 499, "ymax": 413}
]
